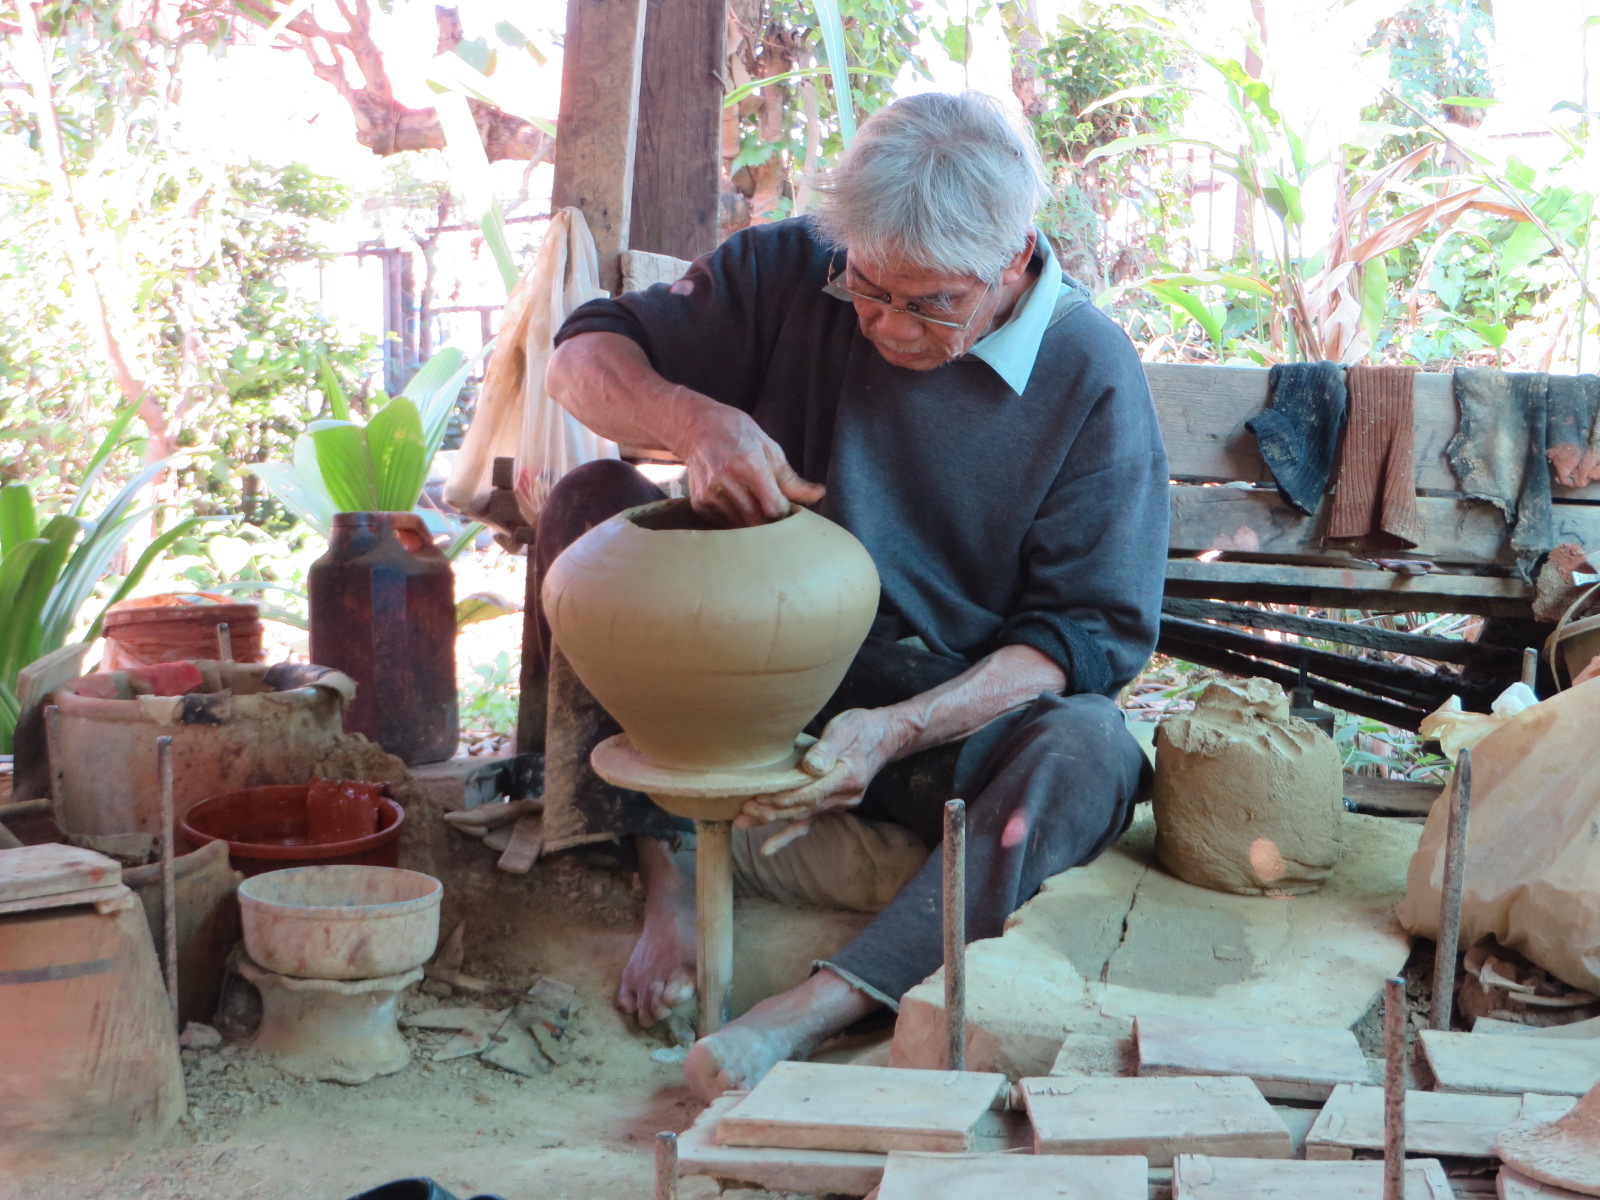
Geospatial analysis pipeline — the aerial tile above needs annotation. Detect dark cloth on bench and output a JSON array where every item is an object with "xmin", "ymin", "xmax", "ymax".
[
  {"xmin": 1449, "ymin": 368, "xmax": 1553, "ymax": 578},
  {"xmin": 532, "ymin": 460, "xmax": 1150, "ymax": 1002},
  {"xmin": 1246, "ymin": 361, "xmax": 1347, "ymax": 515}
]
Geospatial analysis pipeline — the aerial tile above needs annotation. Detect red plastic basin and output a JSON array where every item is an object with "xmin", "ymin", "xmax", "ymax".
[{"xmin": 180, "ymin": 784, "xmax": 404, "ymax": 877}]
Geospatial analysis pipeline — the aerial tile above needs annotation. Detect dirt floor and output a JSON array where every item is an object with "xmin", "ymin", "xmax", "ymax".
[{"xmin": 0, "ymin": 837, "xmax": 810, "ymax": 1200}]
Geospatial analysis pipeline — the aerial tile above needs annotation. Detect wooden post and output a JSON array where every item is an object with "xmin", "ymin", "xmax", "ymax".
[
  {"xmin": 551, "ymin": 0, "xmax": 648, "ymax": 295},
  {"xmin": 944, "ymin": 799, "xmax": 967, "ymax": 1072},
  {"xmin": 1430, "ymin": 748, "xmax": 1473, "ymax": 1032},
  {"xmin": 216, "ymin": 621, "xmax": 233, "ymax": 663},
  {"xmin": 696, "ymin": 818, "xmax": 734, "ymax": 1036},
  {"xmin": 630, "ymin": 0, "xmax": 727, "ymax": 261},
  {"xmin": 1383, "ymin": 975, "xmax": 1407, "ymax": 1200}
]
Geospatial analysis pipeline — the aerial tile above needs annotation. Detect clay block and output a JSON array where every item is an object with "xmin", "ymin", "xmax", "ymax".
[
  {"xmin": 1305, "ymin": 1085, "xmax": 1575, "ymax": 1160},
  {"xmin": 1499, "ymin": 1166, "xmax": 1595, "ymax": 1199},
  {"xmin": 1135, "ymin": 1014, "xmax": 1370, "ymax": 1101},
  {"xmin": 714, "ymin": 1062, "xmax": 1009, "ymax": 1154},
  {"xmin": 1170, "ymin": 1154, "xmax": 1455, "ymax": 1198},
  {"xmin": 875, "ymin": 1151, "xmax": 1148, "ymax": 1200},
  {"xmin": 1421, "ymin": 1031, "xmax": 1600, "ymax": 1096},
  {"xmin": 0, "ymin": 844, "xmax": 120, "ymax": 905},
  {"xmin": 1021, "ymin": 1075, "xmax": 1292, "ymax": 1167},
  {"xmin": 681, "ymin": 1094, "xmax": 887, "ymax": 1196}
]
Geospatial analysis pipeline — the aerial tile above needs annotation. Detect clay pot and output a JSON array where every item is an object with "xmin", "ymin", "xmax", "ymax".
[
  {"xmin": 543, "ymin": 500, "xmax": 880, "ymax": 773},
  {"xmin": 1152, "ymin": 678, "xmax": 1344, "ymax": 896},
  {"xmin": 1498, "ymin": 1083, "xmax": 1600, "ymax": 1194}
]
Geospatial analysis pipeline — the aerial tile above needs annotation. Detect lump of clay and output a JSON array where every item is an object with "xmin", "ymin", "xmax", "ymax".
[{"xmin": 1152, "ymin": 677, "xmax": 1344, "ymax": 896}]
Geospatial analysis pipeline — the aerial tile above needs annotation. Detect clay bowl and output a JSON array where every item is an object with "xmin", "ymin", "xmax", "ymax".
[
  {"xmin": 180, "ymin": 783, "xmax": 403, "ymax": 877},
  {"xmin": 238, "ymin": 864, "xmax": 442, "ymax": 980},
  {"xmin": 543, "ymin": 499, "xmax": 879, "ymax": 775}
]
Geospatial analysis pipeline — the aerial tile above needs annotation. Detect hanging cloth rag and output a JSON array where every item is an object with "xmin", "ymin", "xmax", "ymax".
[
  {"xmin": 1448, "ymin": 368, "xmax": 1552, "ymax": 578},
  {"xmin": 1545, "ymin": 374, "xmax": 1600, "ymax": 488},
  {"xmin": 1245, "ymin": 361, "xmax": 1348, "ymax": 515},
  {"xmin": 443, "ymin": 207, "xmax": 619, "ymax": 529},
  {"xmin": 1327, "ymin": 365, "xmax": 1423, "ymax": 548}
]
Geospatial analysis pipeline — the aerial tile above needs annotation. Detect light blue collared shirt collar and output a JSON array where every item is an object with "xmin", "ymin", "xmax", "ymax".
[
  {"xmin": 821, "ymin": 233, "xmax": 1063, "ymax": 396},
  {"xmin": 966, "ymin": 234, "xmax": 1062, "ymax": 395}
]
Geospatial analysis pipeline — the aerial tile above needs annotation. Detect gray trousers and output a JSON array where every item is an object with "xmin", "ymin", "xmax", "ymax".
[{"xmin": 532, "ymin": 460, "xmax": 1150, "ymax": 1004}]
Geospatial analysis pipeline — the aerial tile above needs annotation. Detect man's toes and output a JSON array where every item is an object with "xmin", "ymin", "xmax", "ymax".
[
  {"xmin": 616, "ymin": 980, "xmax": 638, "ymax": 1014},
  {"xmin": 662, "ymin": 972, "xmax": 695, "ymax": 1010},
  {"xmin": 642, "ymin": 981, "xmax": 667, "ymax": 1026}
]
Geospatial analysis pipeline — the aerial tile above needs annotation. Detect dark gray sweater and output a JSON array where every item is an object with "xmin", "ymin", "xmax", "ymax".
[{"xmin": 555, "ymin": 217, "xmax": 1169, "ymax": 696}]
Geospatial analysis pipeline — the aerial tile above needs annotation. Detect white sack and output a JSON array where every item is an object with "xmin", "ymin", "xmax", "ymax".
[
  {"xmin": 1397, "ymin": 676, "xmax": 1600, "ymax": 994},
  {"xmin": 444, "ymin": 207, "xmax": 617, "ymax": 526}
]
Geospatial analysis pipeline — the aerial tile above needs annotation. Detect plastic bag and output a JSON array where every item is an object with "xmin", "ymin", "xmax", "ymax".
[
  {"xmin": 1417, "ymin": 682, "xmax": 1538, "ymax": 763},
  {"xmin": 444, "ymin": 207, "xmax": 618, "ymax": 527},
  {"xmin": 1397, "ymin": 676, "xmax": 1600, "ymax": 994}
]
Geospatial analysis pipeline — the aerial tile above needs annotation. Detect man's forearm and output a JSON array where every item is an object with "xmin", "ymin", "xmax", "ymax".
[
  {"xmin": 877, "ymin": 644, "xmax": 1068, "ymax": 763},
  {"xmin": 545, "ymin": 331, "xmax": 712, "ymax": 455}
]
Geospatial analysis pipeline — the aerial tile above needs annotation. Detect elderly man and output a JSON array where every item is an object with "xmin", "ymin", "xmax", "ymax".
[{"xmin": 541, "ymin": 91, "xmax": 1168, "ymax": 1099}]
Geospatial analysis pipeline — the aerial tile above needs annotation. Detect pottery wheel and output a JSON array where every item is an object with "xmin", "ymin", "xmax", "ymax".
[
  {"xmin": 590, "ymin": 733, "xmax": 818, "ymax": 1037},
  {"xmin": 1497, "ymin": 1085, "xmax": 1600, "ymax": 1197}
]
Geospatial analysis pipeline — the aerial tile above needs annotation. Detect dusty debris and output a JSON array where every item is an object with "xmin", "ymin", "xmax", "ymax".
[
  {"xmin": 179, "ymin": 1022, "xmax": 222, "ymax": 1050},
  {"xmin": 1458, "ymin": 940, "xmax": 1600, "ymax": 1028}
]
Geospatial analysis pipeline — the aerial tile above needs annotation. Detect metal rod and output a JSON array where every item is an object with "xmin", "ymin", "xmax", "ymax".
[
  {"xmin": 216, "ymin": 621, "xmax": 233, "ymax": 663},
  {"xmin": 42, "ymin": 703, "xmax": 67, "ymax": 828},
  {"xmin": 1383, "ymin": 975, "xmax": 1408, "ymax": 1200},
  {"xmin": 1430, "ymin": 748, "xmax": 1473, "ymax": 1032},
  {"xmin": 157, "ymin": 735, "xmax": 179, "ymax": 1021},
  {"xmin": 695, "ymin": 818, "xmax": 734, "ymax": 1037},
  {"xmin": 944, "ymin": 798, "xmax": 967, "ymax": 1072},
  {"xmin": 654, "ymin": 1131, "xmax": 678, "ymax": 1200},
  {"xmin": 1521, "ymin": 646, "xmax": 1538, "ymax": 689}
]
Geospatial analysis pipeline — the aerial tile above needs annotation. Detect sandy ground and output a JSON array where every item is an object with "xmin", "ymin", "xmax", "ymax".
[{"xmin": 0, "ymin": 836, "xmax": 814, "ymax": 1200}]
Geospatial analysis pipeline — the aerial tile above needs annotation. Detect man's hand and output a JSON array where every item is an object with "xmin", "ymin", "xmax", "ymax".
[
  {"xmin": 677, "ymin": 399, "xmax": 825, "ymax": 526},
  {"xmin": 735, "ymin": 708, "xmax": 905, "ymax": 851}
]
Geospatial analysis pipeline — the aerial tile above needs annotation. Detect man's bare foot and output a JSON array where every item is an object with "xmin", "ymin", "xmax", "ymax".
[
  {"xmin": 684, "ymin": 967, "xmax": 881, "ymax": 1102},
  {"xmin": 617, "ymin": 836, "xmax": 696, "ymax": 1026}
]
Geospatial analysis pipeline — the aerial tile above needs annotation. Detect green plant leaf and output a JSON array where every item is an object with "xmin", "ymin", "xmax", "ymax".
[
  {"xmin": 1466, "ymin": 318, "xmax": 1509, "ymax": 349},
  {"xmin": 366, "ymin": 397, "xmax": 430, "ymax": 513},
  {"xmin": 0, "ymin": 483, "xmax": 39, "ymax": 557},
  {"xmin": 813, "ymin": 0, "xmax": 857, "ymax": 146},
  {"xmin": 456, "ymin": 592, "xmax": 517, "ymax": 629},
  {"xmin": 1146, "ymin": 280, "xmax": 1224, "ymax": 345},
  {"xmin": 89, "ymin": 515, "xmax": 229, "ymax": 640},
  {"xmin": 444, "ymin": 521, "xmax": 485, "ymax": 561},
  {"xmin": 309, "ymin": 421, "xmax": 380, "ymax": 513},
  {"xmin": 0, "ymin": 538, "xmax": 46, "ymax": 689},
  {"xmin": 1141, "ymin": 271, "xmax": 1274, "ymax": 298},
  {"xmin": 403, "ymin": 347, "xmax": 470, "ymax": 455},
  {"xmin": 723, "ymin": 65, "xmax": 899, "ymax": 108},
  {"xmin": 1359, "ymin": 252, "xmax": 1390, "ymax": 353},
  {"xmin": 315, "ymin": 347, "xmax": 351, "ymax": 420}
]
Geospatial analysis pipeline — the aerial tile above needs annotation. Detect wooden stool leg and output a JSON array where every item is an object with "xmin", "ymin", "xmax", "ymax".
[{"xmin": 695, "ymin": 818, "xmax": 734, "ymax": 1037}]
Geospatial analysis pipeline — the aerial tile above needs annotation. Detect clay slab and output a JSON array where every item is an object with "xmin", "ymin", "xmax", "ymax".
[
  {"xmin": 1171, "ymin": 1154, "xmax": 1455, "ymax": 1198},
  {"xmin": 681, "ymin": 1094, "xmax": 886, "ymax": 1196},
  {"xmin": 1134, "ymin": 1013, "xmax": 1369, "ymax": 1101},
  {"xmin": 894, "ymin": 813, "xmax": 1419, "ymax": 1079},
  {"xmin": 714, "ymin": 1062, "xmax": 1010, "ymax": 1154},
  {"xmin": 1021, "ymin": 1074, "xmax": 1292, "ymax": 1167},
  {"xmin": 0, "ymin": 844, "xmax": 120, "ymax": 904},
  {"xmin": 875, "ymin": 1151, "xmax": 1147, "ymax": 1200},
  {"xmin": 1499, "ymin": 1165, "xmax": 1596, "ymax": 1199},
  {"xmin": 1421, "ymin": 1031, "xmax": 1600, "ymax": 1096},
  {"xmin": 1305, "ymin": 1084, "xmax": 1575, "ymax": 1160}
]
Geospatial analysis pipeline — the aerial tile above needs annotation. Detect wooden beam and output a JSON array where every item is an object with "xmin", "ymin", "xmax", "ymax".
[
  {"xmin": 552, "ymin": 0, "xmax": 649, "ymax": 294},
  {"xmin": 1147, "ymin": 363, "xmax": 1600, "ymax": 502},
  {"xmin": 1165, "ymin": 559, "xmax": 1533, "ymax": 617},
  {"xmin": 630, "ymin": 0, "xmax": 726, "ymax": 261}
]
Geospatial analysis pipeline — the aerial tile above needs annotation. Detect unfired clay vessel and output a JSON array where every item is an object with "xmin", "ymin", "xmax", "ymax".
[
  {"xmin": 543, "ymin": 499, "xmax": 880, "ymax": 773},
  {"xmin": 1152, "ymin": 677, "xmax": 1344, "ymax": 896},
  {"xmin": 1497, "ymin": 1082, "xmax": 1600, "ymax": 1195}
]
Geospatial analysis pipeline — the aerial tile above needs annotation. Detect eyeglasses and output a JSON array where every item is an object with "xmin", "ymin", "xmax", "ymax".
[{"xmin": 824, "ymin": 262, "xmax": 992, "ymax": 332}]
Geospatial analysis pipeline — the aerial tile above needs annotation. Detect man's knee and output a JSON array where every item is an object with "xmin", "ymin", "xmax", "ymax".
[{"xmin": 1019, "ymin": 692, "xmax": 1140, "ymax": 764}]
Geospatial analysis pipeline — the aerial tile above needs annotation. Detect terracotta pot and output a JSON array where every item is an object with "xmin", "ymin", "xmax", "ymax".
[
  {"xmin": 543, "ymin": 500, "xmax": 880, "ymax": 772},
  {"xmin": 180, "ymin": 784, "xmax": 405, "ymax": 877}
]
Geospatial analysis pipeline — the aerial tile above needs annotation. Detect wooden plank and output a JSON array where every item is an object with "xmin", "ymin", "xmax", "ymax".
[
  {"xmin": 1421, "ymin": 1031, "xmax": 1600, "ymax": 1096},
  {"xmin": 1500, "ymin": 1165, "xmax": 1596, "ymax": 1199},
  {"xmin": 1134, "ymin": 1014, "xmax": 1369, "ymax": 1102},
  {"xmin": 1170, "ymin": 1153, "xmax": 1455, "ymax": 1199},
  {"xmin": 1164, "ymin": 559, "xmax": 1532, "ymax": 617},
  {"xmin": 715, "ymin": 1062, "xmax": 1009, "ymax": 1154},
  {"xmin": 680, "ymin": 1094, "xmax": 888, "ymax": 1196},
  {"xmin": 551, "ymin": 0, "xmax": 648, "ymax": 294},
  {"xmin": 1343, "ymin": 776, "xmax": 1441, "ymax": 818},
  {"xmin": 1146, "ymin": 363, "xmax": 1600, "ymax": 501},
  {"xmin": 1473, "ymin": 1016, "xmax": 1600, "ymax": 1040},
  {"xmin": 0, "ymin": 844, "xmax": 120, "ymax": 904},
  {"xmin": 876, "ymin": 1151, "xmax": 1148, "ymax": 1200},
  {"xmin": 1021, "ymin": 1075, "xmax": 1291, "ymax": 1167},
  {"xmin": 629, "ymin": 0, "xmax": 725, "ymax": 261},
  {"xmin": 1304, "ymin": 1084, "xmax": 1575, "ymax": 1160}
]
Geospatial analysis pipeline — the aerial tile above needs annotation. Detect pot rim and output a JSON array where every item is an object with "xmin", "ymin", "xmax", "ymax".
[
  {"xmin": 237, "ymin": 863, "xmax": 440, "ymax": 920},
  {"xmin": 183, "ymin": 786, "xmax": 405, "ymax": 863}
]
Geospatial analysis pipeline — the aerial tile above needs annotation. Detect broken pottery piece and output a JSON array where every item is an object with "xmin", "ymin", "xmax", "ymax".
[
  {"xmin": 1497, "ymin": 1081, "xmax": 1600, "ymax": 1195},
  {"xmin": 542, "ymin": 498, "xmax": 879, "ymax": 779},
  {"xmin": 1152, "ymin": 678, "xmax": 1344, "ymax": 895}
]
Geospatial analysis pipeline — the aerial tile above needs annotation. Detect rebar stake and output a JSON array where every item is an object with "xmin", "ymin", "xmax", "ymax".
[
  {"xmin": 944, "ymin": 798, "xmax": 967, "ymax": 1072},
  {"xmin": 654, "ymin": 1131, "xmax": 678, "ymax": 1200},
  {"xmin": 1384, "ymin": 975, "xmax": 1408, "ymax": 1200},
  {"xmin": 217, "ymin": 621, "xmax": 233, "ymax": 663},
  {"xmin": 1430, "ymin": 748, "xmax": 1473, "ymax": 1032},
  {"xmin": 157, "ymin": 735, "xmax": 179, "ymax": 1021}
]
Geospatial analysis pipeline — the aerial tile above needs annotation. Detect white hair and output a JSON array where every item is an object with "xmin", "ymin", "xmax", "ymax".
[{"xmin": 811, "ymin": 92, "xmax": 1049, "ymax": 283}]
